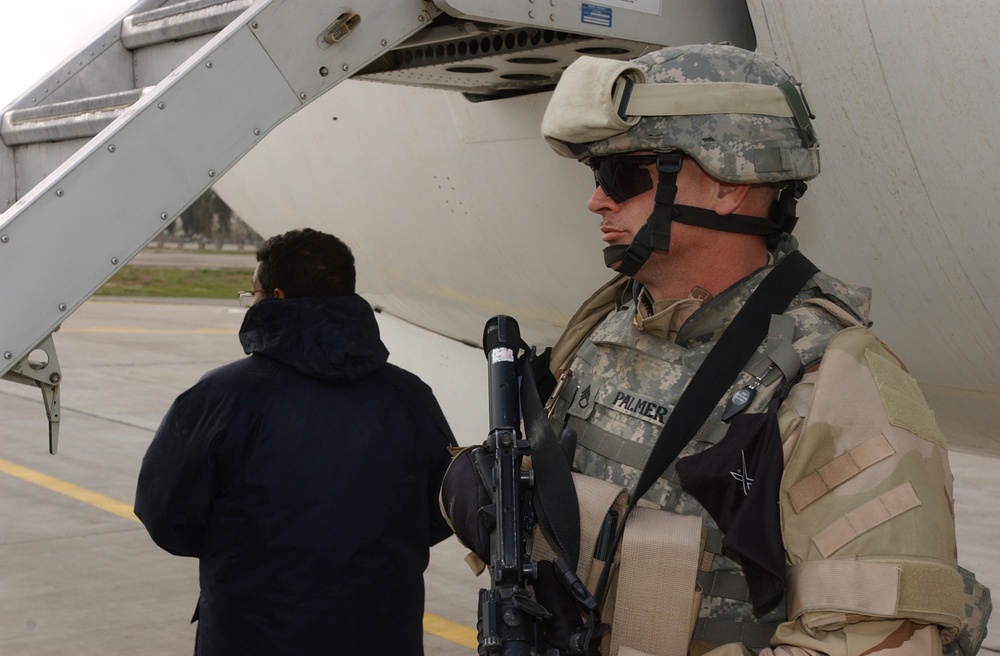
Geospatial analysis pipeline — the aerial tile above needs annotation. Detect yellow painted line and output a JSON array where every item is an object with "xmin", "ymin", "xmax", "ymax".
[
  {"xmin": 0, "ymin": 456, "xmax": 478, "ymax": 650},
  {"xmin": 0, "ymin": 457, "xmax": 140, "ymax": 523},
  {"xmin": 423, "ymin": 611, "xmax": 479, "ymax": 650},
  {"xmin": 61, "ymin": 327, "xmax": 235, "ymax": 335}
]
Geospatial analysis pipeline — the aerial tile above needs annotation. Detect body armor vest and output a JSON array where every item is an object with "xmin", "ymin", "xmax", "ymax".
[{"xmin": 547, "ymin": 261, "xmax": 871, "ymax": 649}]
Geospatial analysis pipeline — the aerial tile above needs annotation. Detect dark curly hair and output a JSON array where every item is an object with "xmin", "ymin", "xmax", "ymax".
[{"xmin": 256, "ymin": 228, "xmax": 355, "ymax": 298}]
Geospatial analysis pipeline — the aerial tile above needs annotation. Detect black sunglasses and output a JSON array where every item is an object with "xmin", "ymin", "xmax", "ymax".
[{"xmin": 587, "ymin": 154, "xmax": 659, "ymax": 203}]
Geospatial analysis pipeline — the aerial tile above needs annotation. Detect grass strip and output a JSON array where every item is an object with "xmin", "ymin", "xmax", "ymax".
[{"xmin": 96, "ymin": 266, "xmax": 254, "ymax": 299}]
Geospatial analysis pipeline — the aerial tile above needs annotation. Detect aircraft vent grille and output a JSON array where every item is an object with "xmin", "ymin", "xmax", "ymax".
[{"xmin": 356, "ymin": 24, "xmax": 649, "ymax": 100}]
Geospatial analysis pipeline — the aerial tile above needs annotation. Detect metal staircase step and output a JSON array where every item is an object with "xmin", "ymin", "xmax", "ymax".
[
  {"xmin": 122, "ymin": 0, "xmax": 254, "ymax": 50},
  {"xmin": 2, "ymin": 88, "xmax": 149, "ymax": 146},
  {"xmin": 2, "ymin": 0, "xmax": 252, "ymax": 148}
]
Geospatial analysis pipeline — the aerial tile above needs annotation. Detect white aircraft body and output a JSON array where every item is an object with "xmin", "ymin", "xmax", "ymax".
[
  {"xmin": 0, "ymin": 3, "xmax": 996, "ymax": 450},
  {"xmin": 213, "ymin": 1, "xmax": 1000, "ymax": 455},
  {"xmin": 0, "ymin": 0, "xmax": 996, "ymax": 650}
]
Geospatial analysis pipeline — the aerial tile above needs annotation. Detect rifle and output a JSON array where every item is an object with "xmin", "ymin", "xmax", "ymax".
[{"xmin": 474, "ymin": 315, "xmax": 554, "ymax": 655}]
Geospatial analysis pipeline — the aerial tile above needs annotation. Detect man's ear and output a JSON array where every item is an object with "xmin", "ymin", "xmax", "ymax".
[
  {"xmin": 273, "ymin": 288, "xmax": 286, "ymax": 300},
  {"xmin": 714, "ymin": 181, "xmax": 752, "ymax": 216}
]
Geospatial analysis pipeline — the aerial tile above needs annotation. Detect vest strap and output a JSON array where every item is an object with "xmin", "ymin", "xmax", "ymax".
[
  {"xmin": 691, "ymin": 616, "xmax": 781, "ymax": 649},
  {"xmin": 787, "ymin": 559, "xmax": 901, "ymax": 620},
  {"xmin": 697, "ymin": 570, "xmax": 753, "ymax": 603},
  {"xmin": 611, "ymin": 508, "xmax": 703, "ymax": 656},
  {"xmin": 570, "ymin": 416, "xmax": 656, "ymax": 476}
]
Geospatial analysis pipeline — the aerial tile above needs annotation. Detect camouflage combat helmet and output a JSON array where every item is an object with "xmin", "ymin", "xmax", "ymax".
[{"xmin": 541, "ymin": 44, "xmax": 820, "ymax": 276}]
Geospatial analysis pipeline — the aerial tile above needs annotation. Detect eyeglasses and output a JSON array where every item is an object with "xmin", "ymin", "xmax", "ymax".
[
  {"xmin": 237, "ymin": 289, "xmax": 269, "ymax": 308},
  {"xmin": 588, "ymin": 154, "xmax": 658, "ymax": 203},
  {"xmin": 588, "ymin": 152, "xmax": 687, "ymax": 204}
]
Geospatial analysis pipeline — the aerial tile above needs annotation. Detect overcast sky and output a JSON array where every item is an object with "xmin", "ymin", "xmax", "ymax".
[{"xmin": 0, "ymin": 0, "xmax": 136, "ymax": 107}]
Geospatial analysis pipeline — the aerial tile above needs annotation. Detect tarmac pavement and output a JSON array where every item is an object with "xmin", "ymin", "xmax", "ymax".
[
  {"xmin": 129, "ymin": 245, "xmax": 257, "ymax": 270},
  {"xmin": 0, "ymin": 283, "xmax": 996, "ymax": 653},
  {"xmin": 0, "ymin": 297, "xmax": 485, "ymax": 655}
]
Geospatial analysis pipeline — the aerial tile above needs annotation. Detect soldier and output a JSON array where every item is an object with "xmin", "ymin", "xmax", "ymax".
[{"xmin": 444, "ymin": 44, "xmax": 989, "ymax": 656}]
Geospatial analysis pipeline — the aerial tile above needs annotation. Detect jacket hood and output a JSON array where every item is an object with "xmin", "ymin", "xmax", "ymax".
[{"xmin": 239, "ymin": 294, "xmax": 389, "ymax": 382}]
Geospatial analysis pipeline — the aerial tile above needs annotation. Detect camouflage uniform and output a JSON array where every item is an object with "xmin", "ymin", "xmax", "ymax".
[
  {"xmin": 539, "ymin": 43, "xmax": 986, "ymax": 656},
  {"xmin": 547, "ymin": 240, "xmax": 895, "ymax": 650}
]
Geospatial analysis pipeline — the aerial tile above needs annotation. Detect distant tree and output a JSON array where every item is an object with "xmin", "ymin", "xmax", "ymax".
[
  {"xmin": 157, "ymin": 188, "xmax": 259, "ymax": 249},
  {"xmin": 179, "ymin": 189, "xmax": 232, "ymax": 237}
]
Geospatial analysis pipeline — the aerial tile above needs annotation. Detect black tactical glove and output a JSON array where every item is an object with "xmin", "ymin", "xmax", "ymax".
[{"xmin": 439, "ymin": 446, "xmax": 493, "ymax": 563}]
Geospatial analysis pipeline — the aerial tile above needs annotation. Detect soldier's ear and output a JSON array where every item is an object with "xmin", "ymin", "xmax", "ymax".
[{"xmin": 714, "ymin": 182, "xmax": 752, "ymax": 216}]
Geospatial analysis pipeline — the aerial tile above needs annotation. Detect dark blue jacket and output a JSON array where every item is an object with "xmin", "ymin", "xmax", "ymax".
[{"xmin": 135, "ymin": 295, "xmax": 457, "ymax": 655}]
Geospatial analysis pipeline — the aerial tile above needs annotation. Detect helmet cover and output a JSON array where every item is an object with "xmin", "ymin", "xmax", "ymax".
[{"xmin": 543, "ymin": 44, "xmax": 820, "ymax": 184}]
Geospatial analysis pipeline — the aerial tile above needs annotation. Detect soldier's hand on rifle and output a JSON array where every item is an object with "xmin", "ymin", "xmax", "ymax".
[{"xmin": 440, "ymin": 446, "xmax": 493, "ymax": 567}]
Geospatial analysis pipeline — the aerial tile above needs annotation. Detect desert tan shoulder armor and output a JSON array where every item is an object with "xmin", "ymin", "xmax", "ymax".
[{"xmin": 781, "ymin": 326, "xmax": 965, "ymax": 642}]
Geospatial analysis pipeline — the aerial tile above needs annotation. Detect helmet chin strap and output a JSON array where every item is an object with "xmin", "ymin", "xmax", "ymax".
[
  {"xmin": 603, "ymin": 155, "xmax": 805, "ymax": 277},
  {"xmin": 603, "ymin": 152, "xmax": 683, "ymax": 277}
]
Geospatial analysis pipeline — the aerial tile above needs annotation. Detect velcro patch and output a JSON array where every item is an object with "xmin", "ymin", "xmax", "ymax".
[
  {"xmin": 811, "ymin": 482, "xmax": 921, "ymax": 558},
  {"xmin": 865, "ymin": 349, "xmax": 946, "ymax": 448},
  {"xmin": 787, "ymin": 433, "xmax": 896, "ymax": 513}
]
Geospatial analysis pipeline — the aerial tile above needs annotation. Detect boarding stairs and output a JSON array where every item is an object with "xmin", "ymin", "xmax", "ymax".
[{"xmin": 0, "ymin": 0, "xmax": 753, "ymax": 452}]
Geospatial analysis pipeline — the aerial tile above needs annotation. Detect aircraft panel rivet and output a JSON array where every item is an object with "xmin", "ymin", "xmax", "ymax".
[
  {"xmin": 58, "ymin": 304, "xmax": 67, "ymax": 312},
  {"xmin": 300, "ymin": 92, "xmax": 308, "ymax": 99},
  {"xmin": 49, "ymin": 373, "xmax": 61, "ymax": 384},
  {"xmin": 4, "ymin": 352, "xmax": 12, "ymax": 360},
  {"xmin": 381, "ymin": 40, "xmax": 388, "ymax": 46},
  {"xmin": 158, "ymin": 102, "xmax": 165, "ymax": 109},
  {"xmin": 253, "ymin": 128, "xmax": 261, "ymax": 136},
  {"xmin": 160, "ymin": 212, "xmax": 169, "ymax": 220},
  {"xmin": 251, "ymin": 21, "xmax": 259, "ymax": 29},
  {"xmin": 206, "ymin": 62, "xmax": 213, "ymax": 69},
  {"xmin": 319, "ymin": 66, "xmax": 329, "ymax": 77},
  {"xmin": 55, "ymin": 189, "xmax": 64, "ymax": 197},
  {"xmin": 208, "ymin": 170, "xmax": 216, "ymax": 177},
  {"xmin": 108, "ymin": 144, "xmax": 116, "ymax": 152},
  {"xmin": 111, "ymin": 257, "xmax": 119, "ymax": 265},
  {"xmin": 342, "ymin": 64, "xmax": 349, "ymax": 72},
  {"xmin": 529, "ymin": 10, "xmax": 535, "ymax": 18},
  {"xmin": 0, "ymin": 235, "xmax": 8, "ymax": 243}
]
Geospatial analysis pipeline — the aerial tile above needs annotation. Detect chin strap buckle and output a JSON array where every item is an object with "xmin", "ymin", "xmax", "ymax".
[{"xmin": 769, "ymin": 180, "xmax": 808, "ymax": 246}]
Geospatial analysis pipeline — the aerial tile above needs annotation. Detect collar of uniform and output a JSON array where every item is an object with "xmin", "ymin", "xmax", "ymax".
[{"xmin": 633, "ymin": 286, "xmax": 712, "ymax": 341}]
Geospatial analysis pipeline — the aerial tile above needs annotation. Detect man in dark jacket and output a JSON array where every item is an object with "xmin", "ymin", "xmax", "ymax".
[{"xmin": 135, "ymin": 228, "xmax": 457, "ymax": 655}]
